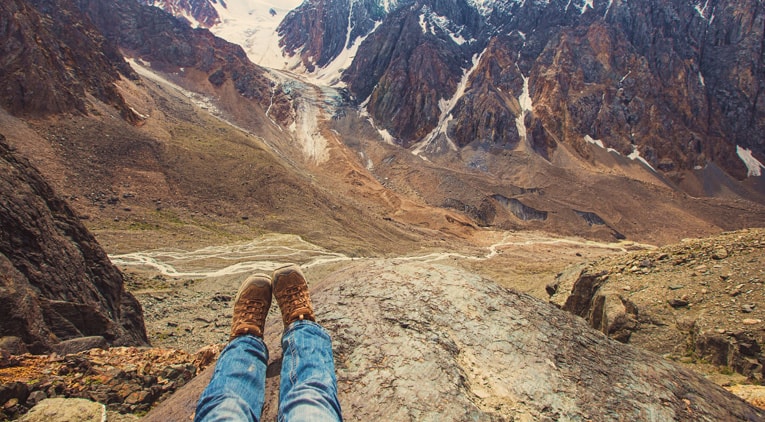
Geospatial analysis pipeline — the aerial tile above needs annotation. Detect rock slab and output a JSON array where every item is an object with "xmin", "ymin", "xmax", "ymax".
[{"xmin": 147, "ymin": 260, "xmax": 763, "ymax": 421}]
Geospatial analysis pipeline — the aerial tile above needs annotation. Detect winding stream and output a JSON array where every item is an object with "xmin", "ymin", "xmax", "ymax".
[{"xmin": 109, "ymin": 232, "xmax": 646, "ymax": 279}]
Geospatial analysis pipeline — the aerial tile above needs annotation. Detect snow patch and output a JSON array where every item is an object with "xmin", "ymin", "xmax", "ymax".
[
  {"xmin": 698, "ymin": 72, "xmax": 705, "ymax": 87},
  {"xmin": 604, "ymin": 0, "xmax": 613, "ymax": 17},
  {"xmin": 129, "ymin": 107, "xmax": 149, "ymax": 120},
  {"xmin": 413, "ymin": 49, "xmax": 487, "ymax": 157},
  {"xmin": 628, "ymin": 145, "xmax": 655, "ymax": 172},
  {"xmin": 578, "ymin": 0, "xmax": 593, "ymax": 14},
  {"xmin": 419, "ymin": 13, "xmax": 428, "ymax": 34},
  {"xmin": 375, "ymin": 124, "xmax": 396, "ymax": 145},
  {"xmin": 307, "ymin": 1, "xmax": 377, "ymax": 87},
  {"xmin": 585, "ymin": 135, "xmax": 621, "ymax": 155},
  {"xmin": 358, "ymin": 93, "xmax": 397, "ymax": 145},
  {"xmin": 467, "ymin": 0, "xmax": 517, "ymax": 16},
  {"xmin": 207, "ymin": 0, "xmax": 303, "ymax": 70},
  {"xmin": 419, "ymin": 8, "xmax": 469, "ymax": 45},
  {"xmin": 379, "ymin": 0, "xmax": 402, "ymax": 13},
  {"xmin": 737, "ymin": 145, "xmax": 765, "ymax": 177},
  {"xmin": 515, "ymin": 74, "xmax": 532, "ymax": 145},
  {"xmin": 584, "ymin": 135, "xmax": 604, "ymax": 149},
  {"xmin": 695, "ymin": 0, "xmax": 710, "ymax": 18},
  {"xmin": 619, "ymin": 71, "xmax": 632, "ymax": 85}
]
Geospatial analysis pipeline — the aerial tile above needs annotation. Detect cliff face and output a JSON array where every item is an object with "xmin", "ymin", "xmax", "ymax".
[
  {"xmin": 0, "ymin": 135, "xmax": 147, "ymax": 354},
  {"xmin": 279, "ymin": 0, "xmax": 765, "ymax": 180}
]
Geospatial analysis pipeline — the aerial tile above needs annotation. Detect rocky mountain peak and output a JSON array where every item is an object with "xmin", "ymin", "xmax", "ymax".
[
  {"xmin": 276, "ymin": 0, "xmax": 765, "ymax": 183},
  {"xmin": 137, "ymin": 0, "xmax": 222, "ymax": 28}
]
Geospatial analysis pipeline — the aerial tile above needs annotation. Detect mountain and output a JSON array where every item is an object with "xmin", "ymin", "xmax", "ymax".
[
  {"xmin": 0, "ymin": 134, "xmax": 147, "ymax": 354},
  {"xmin": 139, "ymin": 0, "xmax": 765, "ymax": 244},
  {"xmin": 277, "ymin": 0, "xmax": 765, "ymax": 181}
]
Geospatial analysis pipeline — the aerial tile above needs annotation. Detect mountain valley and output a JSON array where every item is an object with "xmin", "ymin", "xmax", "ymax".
[{"xmin": 1, "ymin": 0, "xmax": 765, "ymax": 419}]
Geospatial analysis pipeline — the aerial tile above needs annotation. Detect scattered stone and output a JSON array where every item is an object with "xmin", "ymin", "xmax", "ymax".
[
  {"xmin": 743, "ymin": 319, "xmax": 763, "ymax": 325},
  {"xmin": 713, "ymin": 248, "xmax": 729, "ymax": 260},
  {"xmin": 0, "ymin": 382, "xmax": 29, "ymax": 409},
  {"xmin": 0, "ymin": 347, "xmax": 200, "ymax": 418},
  {"xmin": 669, "ymin": 299, "xmax": 689, "ymax": 308},
  {"xmin": 668, "ymin": 285, "xmax": 684, "ymax": 290},
  {"xmin": 0, "ymin": 337, "xmax": 28, "ymax": 355},
  {"xmin": 211, "ymin": 294, "xmax": 232, "ymax": 303},
  {"xmin": 742, "ymin": 304, "xmax": 756, "ymax": 314},
  {"xmin": 545, "ymin": 282, "xmax": 558, "ymax": 297},
  {"xmin": 26, "ymin": 391, "xmax": 47, "ymax": 407}
]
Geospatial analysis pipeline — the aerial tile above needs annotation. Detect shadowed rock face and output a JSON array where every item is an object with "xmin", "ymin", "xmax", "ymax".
[
  {"xmin": 0, "ymin": 0, "xmax": 138, "ymax": 121},
  {"xmin": 145, "ymin": 260, "xmax": 763, "ymax": 421},
  {"xmin": 0, "ymin": 135, "xmax": 147, "ymax": 353}
]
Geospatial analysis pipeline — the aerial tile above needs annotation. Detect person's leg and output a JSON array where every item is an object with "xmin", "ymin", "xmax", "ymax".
[
  {"xmin": 272, "ymin": 265, "xmax": 342, "ymax": 421},
  {"xmin": 195, "ymin": 274, "xmax": 273, "ymax": 422},
  {"xmin": 195, "ymin": 335, "xmax": 268, "ymax": 421}
]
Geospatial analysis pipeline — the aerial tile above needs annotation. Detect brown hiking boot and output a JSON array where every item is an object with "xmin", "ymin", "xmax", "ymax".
[
  {"xmin": 272, "ymin": 264, "xmax": 315, "ymax": 327},
  {"xmin": 230, "ymin": 274, "xmax": 272, "ymax": 340}
]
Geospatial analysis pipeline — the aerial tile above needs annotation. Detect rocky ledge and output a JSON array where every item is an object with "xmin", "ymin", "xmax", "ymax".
[
  {"xmin": 146, "ymin": 260, "xmax": 764, "ymax": 421},
  {"xmin": 549, "ymin": 228, "xmax": 765, "ymax": 382}
]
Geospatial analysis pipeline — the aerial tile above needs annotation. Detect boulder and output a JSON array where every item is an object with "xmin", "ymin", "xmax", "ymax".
[
  {"xmin": 53, "ymin": 336, "xmax": 108, "ymax": 356},
  {"xmin": 146, "ymin": 261, "xmax": 763, "ymax": 421}
]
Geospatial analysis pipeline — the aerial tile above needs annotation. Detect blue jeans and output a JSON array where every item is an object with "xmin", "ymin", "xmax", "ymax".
[{"xmin": 195, "ymin": 321, "xmax": 342, "ymax": 421}]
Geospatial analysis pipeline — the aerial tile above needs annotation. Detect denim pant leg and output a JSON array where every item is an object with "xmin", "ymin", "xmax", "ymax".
[
  {"xmin": 279, "ymin": 321, "xmax": 342, "ymax": 421},
  {"xmin": 195, "ymin": 335, "xmax": 268, "ymax": 422}
]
